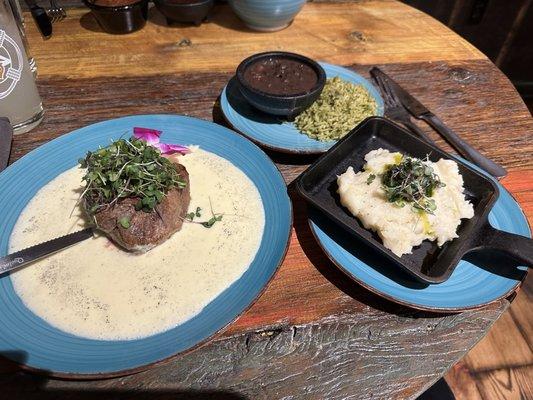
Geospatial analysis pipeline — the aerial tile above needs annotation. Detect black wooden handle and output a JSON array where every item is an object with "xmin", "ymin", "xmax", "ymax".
[
  {"xmin": 480, "ymin": 225, "xmax": 533, "ymax": 267},
  {"xmin": 28, "ymin": 4, "xmax": 52, "ymax": 38},
  {"xmin": 421, "ymin": 114, "xmax": 507, "ymax": 178}
]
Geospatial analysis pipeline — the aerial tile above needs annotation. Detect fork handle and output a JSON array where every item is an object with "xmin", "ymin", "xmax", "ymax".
[{"xmin": 420, "ymin": 113, "xmax": 507, "ymax": 178}]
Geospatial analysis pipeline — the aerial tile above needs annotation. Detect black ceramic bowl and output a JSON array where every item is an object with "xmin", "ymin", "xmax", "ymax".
[
  {"xmin": 154, "ymin": 0, "xmax": 214, "ymax": 26},
  {"xmin": 84, "ymin": 0, "xmax": 148, "ymax": 34},
  {"xmin": 236, "ymin": 51, "xmax": 326, "ymax": 117}
]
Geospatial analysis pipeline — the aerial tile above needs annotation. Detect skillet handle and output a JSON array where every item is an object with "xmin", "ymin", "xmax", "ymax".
[{"xmin": 480, "ymin": 225, "xmax": 533, "ymax": 267}]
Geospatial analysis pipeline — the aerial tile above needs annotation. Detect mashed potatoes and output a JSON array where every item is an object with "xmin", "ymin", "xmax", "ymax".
[{"xmin": 337, "ymin": 149, "xmax": 474, "ymax": 257}]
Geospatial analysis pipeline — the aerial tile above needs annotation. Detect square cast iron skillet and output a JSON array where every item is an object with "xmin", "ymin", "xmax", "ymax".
[{"xmin": 296, "ymin": 117, "xmax": 532, "ymax": 284}]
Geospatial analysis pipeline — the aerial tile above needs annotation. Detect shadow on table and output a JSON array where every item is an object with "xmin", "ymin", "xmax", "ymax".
[
  {"xmin": 148, "ymin": 7, "xmax": 211, "ymax": 29},
  {"xmin": 79, "ymin": 12, "xmax": 103, "ymax": 33},
  {"xmin": 208, "ymin": 5, "xmax": 257, "ymax": 34},
  {"xmin": 0, "ymin": 351, "xmax": 247, "ymax": 400},
  {"xmin": 288, "ymin": 190, "xmax": 455, "ymax": 317},
  {"xmin": 147, "ymin": 2, "xmax": 252, "ymax": 33}
]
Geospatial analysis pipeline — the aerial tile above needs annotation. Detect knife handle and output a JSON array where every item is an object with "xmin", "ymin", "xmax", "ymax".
[
  {"xmin": 420, "ymin": 114, "xmax": 507, "ymax": 179},
  {"xmin": 27, "ymin": 2, "xmax": 52, "ymax": 39}
]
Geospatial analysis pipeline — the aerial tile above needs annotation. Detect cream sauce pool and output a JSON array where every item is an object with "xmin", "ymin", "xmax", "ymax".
[{"xmin": 9, "ymin": 149, "xmax": 265, "ymax": 340}]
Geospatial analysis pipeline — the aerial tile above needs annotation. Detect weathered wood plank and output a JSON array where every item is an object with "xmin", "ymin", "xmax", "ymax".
[
  {"xmin": 24, "ymin": 2, "xmax": 485, "ymax": 79},
  {"xmin": 12, "ymin": 60, "xmax": 533, "ymax": 170},
  {"xmin": 500, "ymin": 171, "xmax": 533, "ymax": 219},
  {"xmin": 0, "ymin": 302, "xmax": 509, "ymax": 400}
]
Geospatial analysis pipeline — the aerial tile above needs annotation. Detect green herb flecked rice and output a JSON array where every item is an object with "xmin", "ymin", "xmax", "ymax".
[{"xmin": 294, "ymin": 76, "xmax": 378, "ymax": 141}]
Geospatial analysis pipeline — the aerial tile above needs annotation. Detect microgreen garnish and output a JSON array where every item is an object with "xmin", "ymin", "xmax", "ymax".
[
  {"xmin": 201, "ymin": 215, "xmax": 223, "ymax": 228},
  {"xmin": 366, "ymin": 174, "xmax": 376, "ymax": 185},
  {"xmin": 186, "ymin": 207, "xmax": 202, "ymax": 221},
  {"xmin": 119, "ymin": 216, "xmax": 131, "ymax": 229},
  {"xmin": 380, "ymin": 156, "xmax": 445, "ymax": 214},
  {"xmin": 79, "ymin": 137, "xmax": 187, "ymax": 214},
  {"xmin": 184, "ymin": 201, "xmax": 223, "ymax": 228}
]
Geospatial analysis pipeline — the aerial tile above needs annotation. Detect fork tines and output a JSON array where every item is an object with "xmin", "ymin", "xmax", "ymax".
[{"xmin": 47, "ymin": 0, "xmax": 66, "ymax": 23}]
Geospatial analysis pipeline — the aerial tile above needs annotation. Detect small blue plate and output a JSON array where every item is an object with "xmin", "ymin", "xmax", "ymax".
[
  {"xmin": 309, "ymin": 160, "xmax": 530, "ymax": 311},
  {"xmin": 0, "ymin": 115, "xmax": 292, "ymax": 377},
  {"xmin": 220, "ymin": 63, "xmax": 384, "ymax": 154}
]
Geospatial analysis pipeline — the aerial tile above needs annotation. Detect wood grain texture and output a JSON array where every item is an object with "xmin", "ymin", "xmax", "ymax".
[
  {"xmin": 464, "ymin": 312, "xmax": 531, "ymax": 370},
  {"xmin": 0, "ymin": 302, "xmax": 509, "ymax": 400},
  {"xmin": 25, "ymin": 2, "xmax": 484, "ymax": 79},
  {"xmin": 11, "ymin": 61, "xmax": 533, "ymax": 171},
  {"xmin": 447, "ymin": 362, "xmax": 533, "ymax": 400},
  {"xmin": 2, "ymin": 1, "xmax": 531, "ymax": 398},
  {"xmin": 474, "ymin": 366, "xmax": 533, "ymax": 400},
  {"xmin": 445, "ymin": 275, "xmax": 533, "ymax": 399},
  {"xmin": 446, "ymin": 361, "xmax": 485, "ymax": 400}
]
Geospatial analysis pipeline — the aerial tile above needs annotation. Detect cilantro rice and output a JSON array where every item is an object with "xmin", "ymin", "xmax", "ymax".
[{"xmin": 295, "ymin": 76, "xmax": 378, "ymax": 141}]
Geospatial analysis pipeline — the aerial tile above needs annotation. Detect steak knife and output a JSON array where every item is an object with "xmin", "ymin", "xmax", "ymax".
[
  {"xmin": 0, "ymin": 228, "xmax": 94, "ymax": 276},
  {"xmin": 371, "ymin": 68, "xmax": 507, "ymax": 179},
  {"xmin": 0, "ymin": 117, "xmax": 13, "ymax": 172}
]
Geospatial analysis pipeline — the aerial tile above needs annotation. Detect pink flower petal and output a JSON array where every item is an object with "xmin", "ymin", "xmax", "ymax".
[
  {"xmin": 133, "ymin": 127, "xmax": 162, "ymax": 145},
  {"xmin": 154, "ymin": 142, "xmax": 191, "ymax": 155}
]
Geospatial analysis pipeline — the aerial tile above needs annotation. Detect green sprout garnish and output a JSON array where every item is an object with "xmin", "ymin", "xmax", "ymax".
[
  {"xmin": 380, "ymin": 156, "xmax": 445, "ymax": 214},
  {"xmin": 183, "ymin": 202, "xmax": 223, "ymax": 229},
  {"xmin": 118, "ymin": 216, "xmax": 131, "ymax": 229},
  {"xmin": 366, "ymin": 174, "xmax": 376, "ymax": 185},
  {"xmin": 79, "ymin": 137, "xmax": 186, "ymax": 214}
]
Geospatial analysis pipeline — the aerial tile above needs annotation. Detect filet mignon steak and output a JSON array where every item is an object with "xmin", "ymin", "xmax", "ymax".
[{"xmin": 90, "ymin": 163, "xmax": 191, "ymax": 252}]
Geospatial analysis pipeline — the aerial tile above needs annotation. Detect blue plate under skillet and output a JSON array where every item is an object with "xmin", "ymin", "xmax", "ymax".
[
  {"xmin": 309, "ymin": 162, "xmax": 530, "ymax": 311},
  {"xmin": 220, "ymin": 63, "xmax": 384, "ymax": 154},
  {"xmin": 0, "ymin": 115, "xmax": 292, "ymax": 377}
]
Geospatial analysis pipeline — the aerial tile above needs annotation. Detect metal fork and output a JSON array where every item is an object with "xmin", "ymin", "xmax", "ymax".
[
  {"xmin": 47, "ymin": 0, "xmax": 66, "ymax": 23},
  {"xmin": 371, "ymin": 70, "xmax": 437, "ymax": 147}
]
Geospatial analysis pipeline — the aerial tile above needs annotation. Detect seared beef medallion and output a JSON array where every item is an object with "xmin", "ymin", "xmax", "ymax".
[{"xmin": 87, "ymin": 163, "xmax": 190, "ymax": 252}]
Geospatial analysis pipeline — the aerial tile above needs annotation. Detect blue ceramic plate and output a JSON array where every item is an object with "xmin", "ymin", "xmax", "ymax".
[
  {"xmin": 220, "ymin": 63, "xmax": 384, "ymax": 154},
  {"xmin": 309, "ymin": 161, "xmax": 530, "ymax": 311},
  {"xmin": 0, "ymin": 115, "xmax": 292, "ymax": 377}
]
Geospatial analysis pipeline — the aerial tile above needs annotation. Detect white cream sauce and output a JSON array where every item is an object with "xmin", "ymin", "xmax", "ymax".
[{"xmin": 10, "ymin": 149, "xmax": 265, "ymax": 340}]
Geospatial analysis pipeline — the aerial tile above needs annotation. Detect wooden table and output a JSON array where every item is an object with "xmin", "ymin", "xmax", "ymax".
[{"xmin": 2, "ymin": 1, "xmax": 532, "ymax": 399}]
